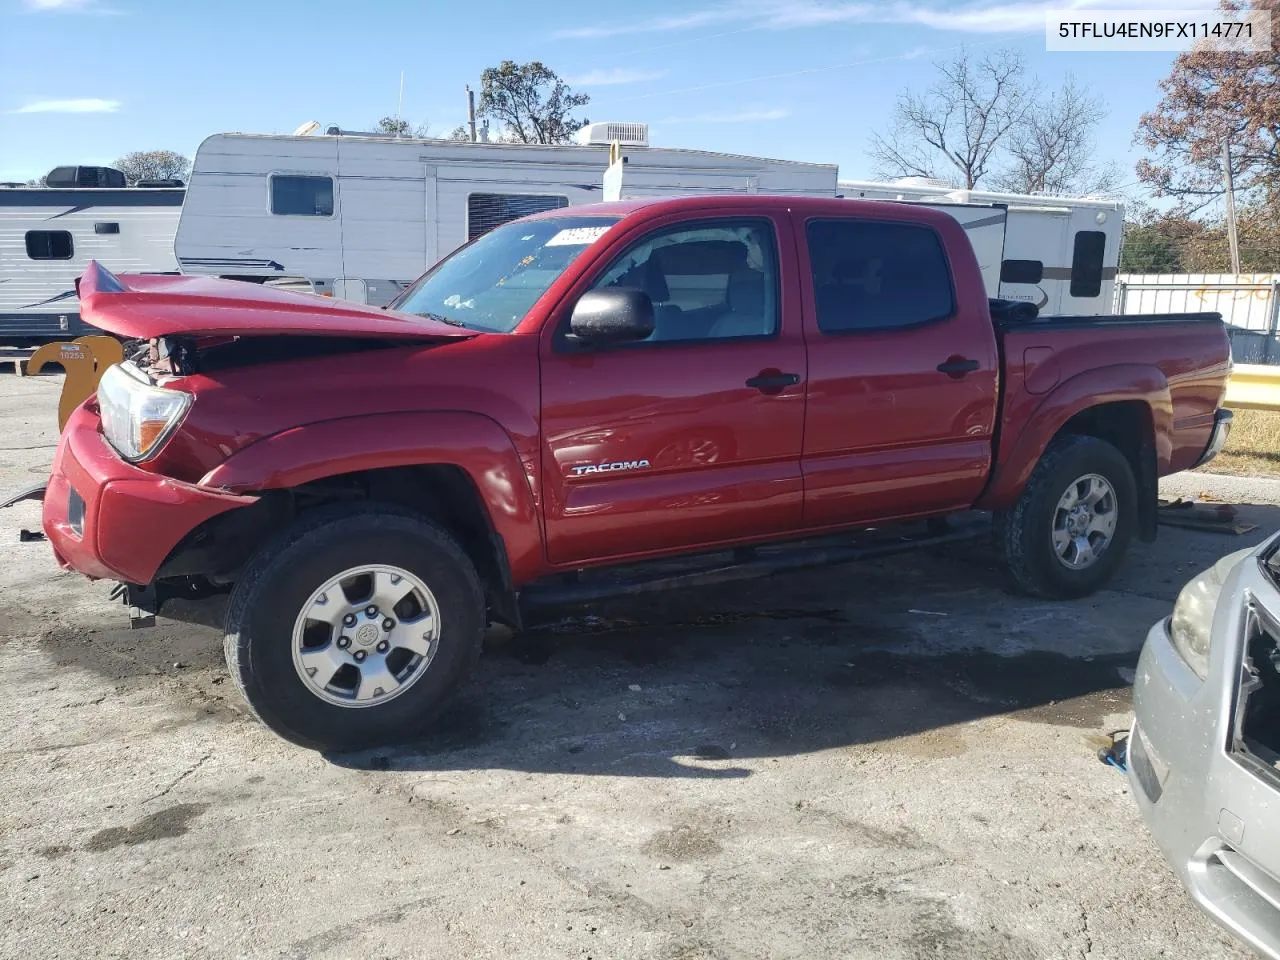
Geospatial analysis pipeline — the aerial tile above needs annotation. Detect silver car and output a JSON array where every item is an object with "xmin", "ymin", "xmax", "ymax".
[{"xmin": 1130, "ymin": 533, "xmax": 1280, "ymax": 958}]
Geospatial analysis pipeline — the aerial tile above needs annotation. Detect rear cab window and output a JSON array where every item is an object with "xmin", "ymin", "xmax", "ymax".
[{"xmin": 805, "ymin": 219, "xmax": 954, "ymax": 333}]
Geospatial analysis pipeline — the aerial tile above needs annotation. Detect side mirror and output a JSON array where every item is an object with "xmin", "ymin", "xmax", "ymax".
[{"xmin": 569, "ymin": 289, "xmax": 655, "ymax": 345}]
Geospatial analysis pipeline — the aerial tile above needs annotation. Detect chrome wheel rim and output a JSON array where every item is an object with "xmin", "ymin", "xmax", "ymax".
[
  {"xmin": 290, "ymin": 564, "xmax": 441, "ymax": 708},
  {"xmin": 1051, "ymin": 473, "xmax": 1118, "ymax": 570}
]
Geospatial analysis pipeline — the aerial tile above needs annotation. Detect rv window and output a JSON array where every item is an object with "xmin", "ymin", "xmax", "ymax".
[
  {"xmin": 467, "ymin": 194, "xmax": 569, "ymax": 241},
  {"xmin": 806, "ymin": 219, "xmax": 954, "ymax": 333},
  {"xmin": 1000, "ymin": 259, "xmax": 1043, "ymax": 284},
  {"xmin": 1070, "ymin": 231, "xmax": 1107, "ymax": 298},
  {"xmin": 94, "ymin": 222, "xmax": 120, "ymax": 235},
  {"xmin": 25, "ymin": 230, "xmax": 73, "ymax": 260},
  {"xmin": 270, "ymin": 175, "xmax": 334, "ymax": 216}
]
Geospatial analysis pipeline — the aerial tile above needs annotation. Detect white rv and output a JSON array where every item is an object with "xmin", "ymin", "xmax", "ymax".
[
  {"xmin": 0, "ymin": 166, "xmax": 184, "ymax": 344},
  {"xmin": 174, "ymin": 124, "xmax": 839, "ymax": 304},
  {"xmin": 839, "ymin": 178, "xmax": 1125, "ymax": 316}
]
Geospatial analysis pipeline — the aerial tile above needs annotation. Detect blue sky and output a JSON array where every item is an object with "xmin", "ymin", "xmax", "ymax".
[{"xmin": 0, "ymin": 0, "xmax": 1204, "ymax": 198}]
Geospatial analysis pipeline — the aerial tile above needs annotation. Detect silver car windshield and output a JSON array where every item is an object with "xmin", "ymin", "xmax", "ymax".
[{"xmin": 393, "ymin": 216, "xmax": 621, "ymax": 333}]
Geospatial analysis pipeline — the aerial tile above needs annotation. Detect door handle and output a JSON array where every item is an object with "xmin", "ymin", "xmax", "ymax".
[
  {"xmin": 745, "ymin": 371, "xmax": 801, "ymax": 392},
  {"xmin": 936, "ymin": 358, "xmax": 980, "ymax": 378}
]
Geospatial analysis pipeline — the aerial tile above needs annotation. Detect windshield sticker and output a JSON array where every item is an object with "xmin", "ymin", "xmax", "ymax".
[{"xmin": 545, "ymin": 226, "xmax": 612, "ymax": 247}]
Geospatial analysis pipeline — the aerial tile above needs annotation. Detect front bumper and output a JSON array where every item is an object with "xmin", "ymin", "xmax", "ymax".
[
  {"xmin": 42, "ymin": 403, "xmax": 256, "ymax": 584},
  {"xmin": 1130, "ymin": 567, "xmax": 1280, "ymax": 960},
  {"xmin": 1192, "ymin": 408, "xmax": 1234, "ymax": 469}
]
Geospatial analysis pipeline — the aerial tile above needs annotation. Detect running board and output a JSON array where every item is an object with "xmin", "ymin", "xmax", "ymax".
[{"xmin": 518, "ymin": 513, "xmax": 990, "ymax": 610}]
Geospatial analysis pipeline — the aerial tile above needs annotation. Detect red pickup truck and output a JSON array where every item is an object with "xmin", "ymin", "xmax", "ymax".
[{"xmin": 41, "ymin": 196, "xmax": 1232, "ymax": 750}]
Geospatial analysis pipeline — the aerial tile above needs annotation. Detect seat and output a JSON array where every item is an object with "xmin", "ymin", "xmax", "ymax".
[{"xmin": 707, "ymin": 265, "xmax": 770, "ymax": 338}]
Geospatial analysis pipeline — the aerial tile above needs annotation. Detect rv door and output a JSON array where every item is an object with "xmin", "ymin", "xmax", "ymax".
[{"xmin": 333, "ymin": 279, "xmax": 368, "ymax": 303}]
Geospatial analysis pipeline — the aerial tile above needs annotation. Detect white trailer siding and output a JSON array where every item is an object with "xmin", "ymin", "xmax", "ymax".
[
  {"xmin": 177, "ymin": 133, "xmax": 839, "ymax": 303},
  {"xmin": 838, "ymin": 180, "xmax": 1124, "ymax": 315},
  {"xmin": 0, "ymin": 188, "xmax": 183, "ymax": 342}
]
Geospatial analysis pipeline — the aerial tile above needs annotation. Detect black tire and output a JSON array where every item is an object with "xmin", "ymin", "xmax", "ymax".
[
  {"xmin": 223, "ymin": 504, "xmax": 485, "ymax": 751},
  {"xmin": 994, "ymin": 435, "xmax": 1137, "ymax": 600}
]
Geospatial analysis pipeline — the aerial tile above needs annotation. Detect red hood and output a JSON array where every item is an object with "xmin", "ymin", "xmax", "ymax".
[{"xmin": 77, "ymin": 261, "xmax": 473, "ymax": 341}]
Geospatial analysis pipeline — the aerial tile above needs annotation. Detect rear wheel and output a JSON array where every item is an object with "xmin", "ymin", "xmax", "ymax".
[
  {"xmin": 223, "ymin": 505, "xmax": 485, "ymax": 751},
  {"xmin": 995, "ymin": 435, "xmax": 1136, "ymax": 599}
]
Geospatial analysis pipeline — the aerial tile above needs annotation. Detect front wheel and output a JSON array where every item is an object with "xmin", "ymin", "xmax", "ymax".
[
  {"xmin": 223, "ymin": 506, "xmax": 485, "ymax": 751},
  {"xmin": 995, "ymin": 435, "xmax": 1137, "ymax": 600}
]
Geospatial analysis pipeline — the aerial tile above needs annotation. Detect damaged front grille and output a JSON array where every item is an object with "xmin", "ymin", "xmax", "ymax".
[{"xmin": 1232, "ymin": 602, "xmax": 1280, "ymax": 784}]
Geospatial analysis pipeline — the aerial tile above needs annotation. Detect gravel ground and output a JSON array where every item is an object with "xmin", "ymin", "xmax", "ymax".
[{"xmin": 0, "ymin": 371, "xmax": 1272, "ymax": 960}]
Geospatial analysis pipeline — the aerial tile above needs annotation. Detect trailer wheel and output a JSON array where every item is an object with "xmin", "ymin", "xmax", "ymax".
[
  {"xmin": 223, "ymin": 505, "xmax": 485, "ymax": 751},
  {"xmin": 995, "ymin": 435, "xmax": 1136, "ymax": 599}
]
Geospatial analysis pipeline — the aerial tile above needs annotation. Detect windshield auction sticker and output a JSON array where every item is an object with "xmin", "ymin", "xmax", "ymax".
[
  {"xmin": 545, "ymin": 226, "xmax": 613, "ymax": 247},
  {"xmin": 1046, "ymin": 8, "xmax": 1272, "ymax": 51}
]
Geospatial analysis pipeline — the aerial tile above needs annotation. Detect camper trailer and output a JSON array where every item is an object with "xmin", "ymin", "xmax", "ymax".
[
  {"xmin": 0, "ymin": 166, "xmax": 184, "ymax": 344},
  {"xmin": 839, "ymin": 178, "xmax": 1125, "ymax": 316},
  {"xmin": 174, "ymin": 125, "xmax": 839, "ymax": 304}
]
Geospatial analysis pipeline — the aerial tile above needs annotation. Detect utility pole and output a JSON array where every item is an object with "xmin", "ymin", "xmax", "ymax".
[
  {"xmin": 1223, "ymin": 141, "xmax": 1241, "ymax": 274},
  {"xmin": 395, "ymin": 70, "xmax": 405, "ymax": 139},
  {"xmin": 466, "ymin": 85, "xmax": 477, "ymax": 143}
]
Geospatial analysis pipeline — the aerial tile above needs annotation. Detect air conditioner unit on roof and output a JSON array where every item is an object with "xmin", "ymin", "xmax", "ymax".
[{"xmin": 574, "ymin": 122, "xmax": 649, "ymax": 147}]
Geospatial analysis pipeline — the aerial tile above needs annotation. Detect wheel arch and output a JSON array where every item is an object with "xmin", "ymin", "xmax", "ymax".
[{"xmin": 978, "ymin": 363, "xmax": 1170, "ymax": 540}]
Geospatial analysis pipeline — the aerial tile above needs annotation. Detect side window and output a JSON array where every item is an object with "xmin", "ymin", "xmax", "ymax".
[
  {"xmin": 806, "ymin": 219, "xmax": 954, "ymax": 333},
  {"xmin": 26, "ymin": 230, "xmax": 73, "ymax": 260},
  {"xmin": 270, "ymin": 175, "xmax": 334, "ymax": 216},
  {"xmin": 468, "ymin": 194, "xmax": 569, "ymax": 241},
  {"xmin": 1070, "ymin": 231, "xmax": 1107, "ymax": 298},
  {"xmin": 588, "ymin": 220, "xmax": 778, "ymax": 342}
]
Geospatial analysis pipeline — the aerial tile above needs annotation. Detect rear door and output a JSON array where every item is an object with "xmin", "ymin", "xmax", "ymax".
[
  {"xmin": 796, "ymin": 212, "xmax": 999, "ymax": 527},
  {"xmin": 539, "ymin": 212, "xmax": 807, "ymax": 565}
]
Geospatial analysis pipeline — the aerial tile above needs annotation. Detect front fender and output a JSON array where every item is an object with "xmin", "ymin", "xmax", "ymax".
[
  {"xmin": 199, "ymin": 411, "xmax": 544, "ymax": 582},
  {"xmin": 977, "ymin": 364, "xmax": 1171, "ymax": 511}
]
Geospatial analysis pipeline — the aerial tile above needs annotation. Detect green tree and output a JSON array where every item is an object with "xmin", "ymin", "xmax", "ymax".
[
  {"xmin": 476, "ymin": 61, "xmax": 589, "ymax": 144},
  {"xmin": 113, "ymin": 150, "xmax": 190, "ymax": 184},
  {"xmin": 375, "ymin": 116, "xmax": 431, "ymax": 138}
]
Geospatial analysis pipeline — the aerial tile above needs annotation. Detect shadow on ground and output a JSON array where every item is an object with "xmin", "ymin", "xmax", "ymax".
[{"xmin": 29, "ymin": 506, "xmax": 1280, "ymax": 778}]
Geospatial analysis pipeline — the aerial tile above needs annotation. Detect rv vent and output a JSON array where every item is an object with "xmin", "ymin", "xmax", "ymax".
[{"xmin": 574, "ymin": 122, "xmax": 649, "ymax": 147}]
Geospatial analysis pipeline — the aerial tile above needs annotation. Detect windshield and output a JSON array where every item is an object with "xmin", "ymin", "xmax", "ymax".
[{"xmin": 393, "ymin": 216, "xmax": 621, "ymax": 332}]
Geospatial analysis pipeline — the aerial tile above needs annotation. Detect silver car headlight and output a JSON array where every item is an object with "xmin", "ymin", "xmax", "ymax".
[
  {"xmin": 96, "ymin": 362, "xmax": 192, "ymax": 462},
  {"xmin": 1169, "ymin": 548, "xmax": 1252, "ymax": 679}
]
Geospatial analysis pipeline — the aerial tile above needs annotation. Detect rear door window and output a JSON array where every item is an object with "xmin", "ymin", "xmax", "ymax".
[{"xmin": 806, "ymin": 219, "xmax": 954, "ymax": 333}]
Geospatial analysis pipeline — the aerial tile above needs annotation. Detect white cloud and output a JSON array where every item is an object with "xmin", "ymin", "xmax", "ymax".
[
  {"xmin": 568, "ymin": 68, "xmax": 669, "ymax": 86},
  {"xmin": 13, "ymin": 98, "xmax": 120, "ymax": 114},
  {"xmin": 557, "ymin": 0, "xmax": 1212, "ymax": 40},
  {"xmin": 664, "ymin": 107, "xmax": 791, "ymax": 123}
]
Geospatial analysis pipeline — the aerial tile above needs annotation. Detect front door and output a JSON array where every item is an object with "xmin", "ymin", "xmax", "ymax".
[
  {"xmin": 796, "ymin": 213, "xmax": 999, "ymax": 527},
  {"xmin": 540, "ymin": 214, "xmax": 807, "ymax": 565}
]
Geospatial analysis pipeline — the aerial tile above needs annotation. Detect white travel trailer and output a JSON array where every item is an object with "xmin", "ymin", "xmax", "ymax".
[
  {"xmin": 0, "ymin": 166, "xmax": 184, "ymax": 344},
  {"xmin": 174, "ymin": 125, "xmax": 839, "ymax": 304},
  {"xmin": 838, "ymin": 178, "xmax": 1125, "ymax": 316}
]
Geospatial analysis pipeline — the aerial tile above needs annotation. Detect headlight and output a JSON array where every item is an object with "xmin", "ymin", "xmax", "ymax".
[
  {"xmin": 96, "ymin": 362, "xmax": 192, "ymax": 462},
  {"xmin": 1169, "ymin": 548, "xmax": 1252, "ymax": 679}
]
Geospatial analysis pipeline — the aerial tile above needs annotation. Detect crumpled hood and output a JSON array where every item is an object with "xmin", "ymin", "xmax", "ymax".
[{"xmin": 77, "ymin": 261, "xmax": 473, "ymax": 341}]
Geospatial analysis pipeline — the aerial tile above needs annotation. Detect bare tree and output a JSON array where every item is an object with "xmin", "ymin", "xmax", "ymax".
[
  {"xmin": 992, "ymin": 76, "xmax": 1120, "ymax": 195},
  {"xmin": 871, "ymin": 49, "xmax": 1030, "ymax": 189},
  {"xmin": 447, "ymin": 125, "xmax": 471, "ymax": 141},
  {"xmin": 114, "ymin": 150, "xmax": 190, "ymax": 184},
  {"xmin": 476, "ymin": 61, "xmax": 589, "ymax": 144}
]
